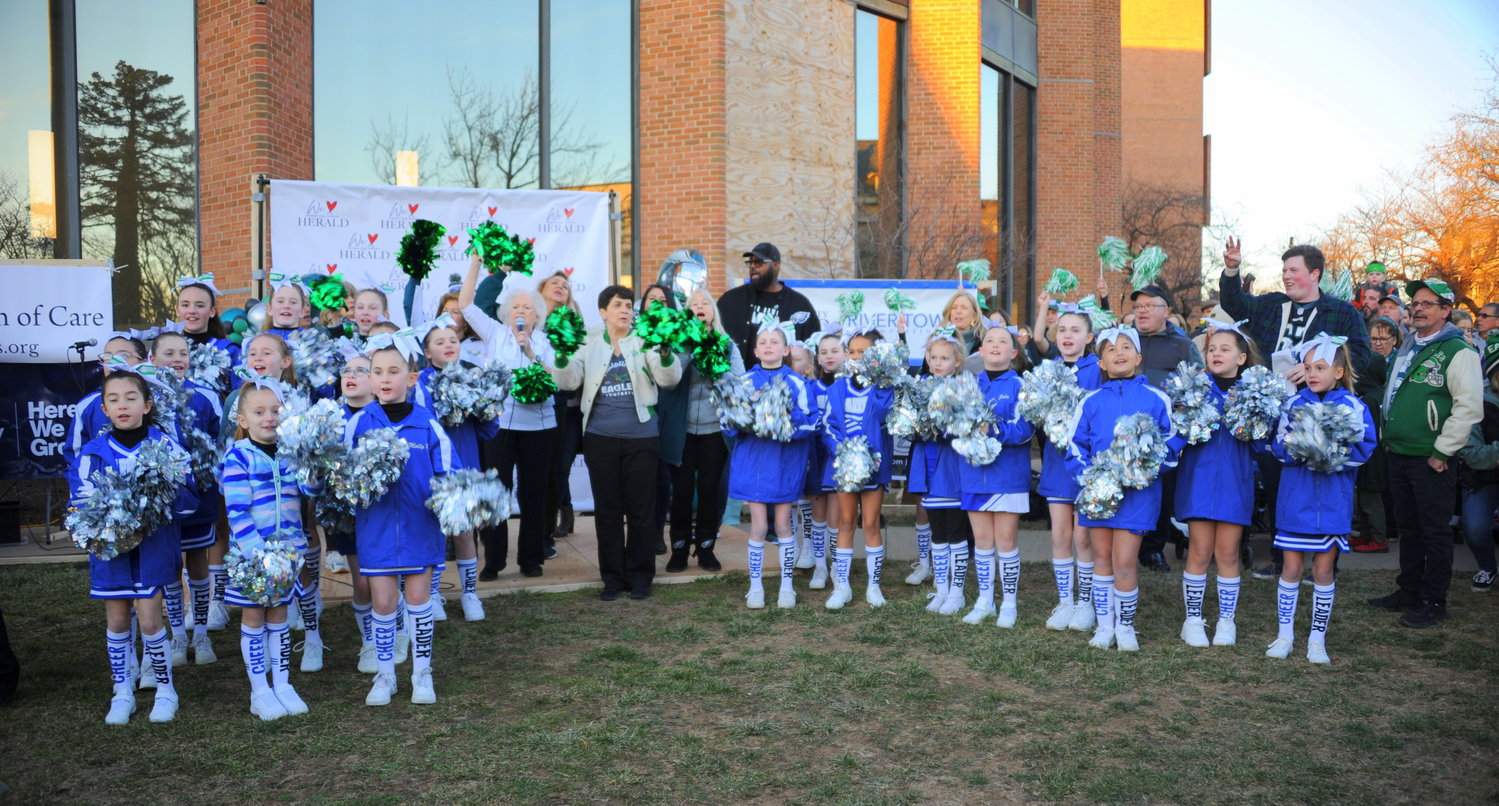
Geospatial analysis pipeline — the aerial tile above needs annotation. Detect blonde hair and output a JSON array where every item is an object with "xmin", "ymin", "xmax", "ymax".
[
  {"xmin": 537, "ymin": 270, "xmax": 584, "ymax": 318},
  {"xmin": 246, "ymin": 333, "xmax": 298, "ymax": 385},
  {"xmin": 940, "ymin": 291, "xmax": 987, "ymax": 341},
  {"xmin": 434, "ymin": 292, "xmax": 472, "ymax": 340},
  {"xmin": 232, "ymin": 383, "xmax": 282, "ymax": 442}
]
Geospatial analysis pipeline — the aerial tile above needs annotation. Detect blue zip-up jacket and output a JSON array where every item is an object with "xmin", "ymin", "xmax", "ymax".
[
  {"xmin": 181, "ymin": 379, "xmax": 225, "ymax": 526},
  {"xmin": 960, "ymin": 370, "xmax": 1034, "ymax": 497},
  {"xmin": 1037, "ymin": 354, "xmax": 1104, "ymax": 501},
  {"xmin": 726, "ymin": 364, "xmax": 815, "ymax": 504},
  {"xmin": 1272, "ymin": 387, "xmax": 1377, "ymax": 537},
  {"xmin": 820, "ymin": 378, "xmax": 895, "ymax": 489},
  {"xmin": 806, "ymin": 376, "xmax": 833, "ymax": 494},
  {"xmin": 1174, "ymin": 376, "xmax": 1262, "ymax": 526},
  {"xmin": 344, "ymin": 402, "xmax": 460, "ymax": 574},
  {"xmin": 1066, "ymin": 375, "xmax": 1183, "ymax": 532},
  {"xmin": 69, "ymin": 427, "xmax": 199, "ymax": 596},
  {"xmin": 412, "ymin": 364, "xmax": 502, "ymax": 471},
  {"xmin": 64, "ymin": 389, "xmax": 110, "ymax": 475},
  {"xmin": 220, "ymin": 438, "xmax": 317, "ymax": 552}
]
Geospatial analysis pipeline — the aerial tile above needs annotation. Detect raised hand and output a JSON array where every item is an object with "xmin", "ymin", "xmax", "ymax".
[{"xmin": 1223, "ymin": 236, "xmax": 1242, "ymax": 270}]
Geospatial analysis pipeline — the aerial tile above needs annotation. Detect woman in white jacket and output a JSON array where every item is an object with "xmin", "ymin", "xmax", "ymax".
[
  {"xmin": 553, "ymin": 284, "xmax": 683, "ymax": 600},
  {"xmin": 459, "ymin": 254, "xmax": 558, "ymax": 579}
]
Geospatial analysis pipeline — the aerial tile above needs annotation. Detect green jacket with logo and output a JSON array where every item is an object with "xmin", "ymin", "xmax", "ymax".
[{"xmin": 1382, "ymin": 324, "xmax": 1483, "ymax": 460}]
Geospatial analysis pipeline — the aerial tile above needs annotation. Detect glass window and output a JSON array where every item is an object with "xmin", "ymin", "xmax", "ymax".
[
  {"xmin": 1011, "ymin": 79, "xmax": 1035, "ymax": 322},
  {"xmin": 980, "ymin": 64, "xmax": 1003, "ymax": 314},
  {"xmin": 75, "ymin": 0, "xmax": 197, "ymax": 326},
  {"xmin": 0, "ymin": 3, "xmax": 54, "ymax": 259},
  {"xmin": 854, "ymin": 9, "xmax": 903, "ymax": 278},
  {"xmin": 980, "ymin": 62, "xmax": 1037, "ymax": 325}
]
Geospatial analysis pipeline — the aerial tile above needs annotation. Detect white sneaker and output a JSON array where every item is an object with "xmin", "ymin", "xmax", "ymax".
[
  {"xmin": 250, "ymin": 689, "xmax": 287, "ymax": 721},
  {"xmin": 357, "ymin": 643, "xmax": 378, "ymax": 674},
  {"xmin": 996, "ymin": 603, "xmax": 1018, "ymax": 629},
  {"xmin": 925, "ymin": 587, "xmax": 948, "ymax": 613},
  {"xmin": 138, "ymin": 657, "xmax": 157, "ymax": 690},
  {"xmin": 207, "ymin": 601, "xmax": 229, "ymax": 631},
  {"xmin": 460, "ymin": 592, "xmax": 485, "ymax": 621},
  {"xmin": 937, "ymin": 588, "xmax": 966, "ymax": 616},
  {"xmin": 148, "ymin": 691, "xmax": 179, "ymax": 723},
  {"xmin": 104, "ymin": 689, "xmax": 136, "ymax": 725},
  {"xmin": 962, "ymin": 599, "xmax": 996, "ymax": 625},
  {"xmin": 275, "ymin": 685, "xmax": 309, "ymax": 715},
  {"xmin": 171, "ymin": 633, "xmax": 188, "ymax": 667},
  {"xmin": 745, "ymin": 588, "xmax": 765, "ymax": 610},
  {"xmin": 192, "ymin": 634, "xmax": 218, "ymax": 665},
  {"xmin": 1045, "ymin": 603, "xmax": 1074, "ymax": 631},
  {"xmin": 825, "ymin": 583, "xmax": 853, "ymax": 610},
  {"xmin": 432, "ymin": 595, "xmax": 448, "ymax": 623},
  {"xmin": 395, "ymin": 632, "xmax": 410, "ymax": 664},
  {"xmin": 1068, "ymin": 603, "xmax": 1097, "ymax": 632},
  {"xmin": 1306, "ymin": 641, "xmax": 1330, "ymax": 665},
  {"xmin": 411, "ymin": 667, "xmax": 437, "ymax": 704},
  {"xmin": 300, "ymin": 636, "xmax": 324, "ymax": 673},
  {"xmin": 1180, "ymin": 617, "xmax": 1210, "ymax": 648},
  {"xmin": 1265, "ymin": 637, "xmax": 1294, "ymax": 659},
  {"xmin": 1212, "ymin": 619, "xmax": 1237, "ymax": 646},
  {"xmin": 865, "ymin": 586, "xmax": 886, "ymax": 608},
  {"xmin": 904, "ymin": 561, "xmax": 932, "ymax": 585},
  {"xmin": 325, "ymin": 551, "xmax": 350, "ymax": 575},
  {"xmin": 1115, "ymin": 626, "xmax": 1139, "ymax": 652},
  {"xmin": 777, "ymin": 588, "xmax": 797, "ymax": 609},
  {"xmin": 795, "ymin": 539, "xmax": 815, "ymax": 569},
  {"xmin": 1088, "ymin": 627, "xmax": 1115, "ymax": 649},
  {"xmin": 365, "ymin": 671, "xmax": 396, "ymax": 706},
  {"xmin": 810, "ymin": 563, "xmax": 829, "ymax": 590}
]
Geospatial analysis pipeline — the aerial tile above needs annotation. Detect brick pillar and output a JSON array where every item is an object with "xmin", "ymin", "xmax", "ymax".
[
  {"xmin": 905, "ymin": 0, "xmax": 982, "ymax": 280},
  {"xmin": 637, "ymin": 0, "xmax": 730, "ymax": 292},
  {"xmin": 197, "ymin": 0, "xmax": 313, "ymax": 297}
]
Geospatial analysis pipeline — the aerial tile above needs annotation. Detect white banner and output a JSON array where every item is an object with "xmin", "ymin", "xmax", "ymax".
[
  {"xmin": 0, "ymin": 261, "xmax": 114, "ymax": 363},
  {"xmin": 268, "ymin": 180, "xmax": 613, "ymax": 327},
  {"xmin": 787, "ymin": 279, "xmax": 981, "ymax": 359}
]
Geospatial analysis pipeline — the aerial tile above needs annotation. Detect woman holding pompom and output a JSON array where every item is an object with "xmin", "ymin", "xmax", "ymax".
[{"xmin": 537, "ymin": 270, "xmax": 584, "ymax": 541}]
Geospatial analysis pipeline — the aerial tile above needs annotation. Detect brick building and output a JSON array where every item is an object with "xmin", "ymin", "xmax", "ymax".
[{"xmin": 4, "ymin": 0, "xmax": 1207, "ymax": 326}]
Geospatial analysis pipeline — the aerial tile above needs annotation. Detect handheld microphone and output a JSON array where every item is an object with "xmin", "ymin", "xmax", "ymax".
[
  {"xmin": 71, "ymin": 338, "xmax": 98, "ymax": 350},
  {"xmin": 514, "ymin": 316, "xmax": 527, "ymax": 332}
]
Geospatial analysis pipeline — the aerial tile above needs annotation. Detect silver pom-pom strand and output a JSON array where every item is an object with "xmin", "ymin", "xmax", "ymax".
[
  {"xmin": 1076, "ymin": 413, "xmax": 1169, "ymax": 520},
  {"xmin": 843, "ymin": 340, "xmax": 911, "ymax": 390},
  {"xmin": 290, "ymin": 328, "xmax": 341, "ymax": 392},
  {"xmin": 67, "ymin": 438, "xmax": 188, "ymax": 561},
  {"xmin": 188, "ymin": 342, "xmax": 232, "ymax": 392},
  {"xmin": 751, "ymin": 376, "xmax": 796, "ymax": 442},
  {"xmin": 276, "ymin": 398, "xmax": 350, "ymax": 489},
  {"xmin": 833, "ymin": 435, "xmax": 879, "ymax": 492},
  {"xmin": 328, "ymin": 428, "xmax": 411, "ymax": 509},
  {"xmin": 1017, "ymin": 360, "xmax": 1085, "ymax": 448},
  {"xmin": 1224, "ymin": 365, "xmax": 1287, "ymax": 442},
  {"xmin": 1283, "ymin": 401, "xmax": 1365, "ymax": 473},
  {"xmin": 929, "ymin": 374, "xmax": 1002, "ymax": 465},
  {"xmin": 711, "ymin": 373, "xmax": 757, "ymax": 432},
  {"xmin": 430, "ymin": 362, "xmax": 511, "ymax": 427},
  {"xmin": 1163, "ymin": 361, "xmax": 1220, "ymax": 445},
  {"xmin": 885, "ymin": 375, "xmax": 939, "ymax": 441},
  {"xmin": 226, "ymin": 530, "xmax": 304, "ymax": 606},
  {"xmin": 426, "ymin": 468, "xmax": 513, "ymax": 536}
]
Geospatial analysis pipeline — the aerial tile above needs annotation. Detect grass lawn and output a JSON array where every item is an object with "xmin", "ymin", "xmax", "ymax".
[{"xmin": 1, "ymin": 562, "xmax": 1496, "ymax": 805}]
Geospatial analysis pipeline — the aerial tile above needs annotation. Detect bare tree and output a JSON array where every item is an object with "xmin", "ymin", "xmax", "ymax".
[
  {"xmin": 1121, "ymin": 180, "xmax": 1208, "ymax": 317},
  {"xmin": 0, "ymin": 170, "xmax": 55, "ymax": 260},
  {"xmin": 366, "ymin": 113, "xmax": 435, "ymax": 185}
]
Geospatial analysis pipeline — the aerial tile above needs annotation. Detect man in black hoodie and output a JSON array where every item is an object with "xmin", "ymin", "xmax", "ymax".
[{"xmin": 716, "ymin": 243, "xmax": 821, "ymax": 367}]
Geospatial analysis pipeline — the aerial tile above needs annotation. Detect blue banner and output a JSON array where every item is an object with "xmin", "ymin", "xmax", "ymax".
[{"xmin": 0, "ymin": 361, "xmax": 102, "ymax": 479}]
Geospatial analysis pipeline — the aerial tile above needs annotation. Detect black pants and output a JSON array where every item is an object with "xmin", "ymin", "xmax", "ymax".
[
  {"xmin": 0, "ymin": 603, "xmax": 16, "ymax": 704},
  {"xmin": 927, "ymin": 507, "xmax": 972, "ymax": 546},
  {"xmin": 669, "ymin": 432, "xmax": 729, "ymax": 547},
  {"xmin": 482, "ymin": 427, "xmax": 557, "ymax": 573},
  {"xmin": 584, "ymin": 434, "xmax": 660, "ymax": 593},
  {"xmin": 545, "ymin": 398, "xmax": 582, "ymax": 530},
  {"xmin": 1389, "ymin": 452, "xmax": 1457, "ymax": 606},
  {"xmin": 1141, "ymin": 468, "xmax": 1179, "ymax": 558},
  {"xmin": 654, "ymin": 460, "xmax": 672, "ymax": 540},
  {"xmin": 1257, "ymin": 452, "xmax": 1285, "ymax": 567}
]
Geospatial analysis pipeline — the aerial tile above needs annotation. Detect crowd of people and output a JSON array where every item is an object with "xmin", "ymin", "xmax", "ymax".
[{"xmin": 25, "ymin": 235, "xmax": 1497, "ymax": 726}]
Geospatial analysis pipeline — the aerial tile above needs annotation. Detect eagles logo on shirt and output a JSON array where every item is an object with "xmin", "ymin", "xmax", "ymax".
[{"xmin": 1410, "ymin": 357, "xmax": 1445, "ymax": 388}]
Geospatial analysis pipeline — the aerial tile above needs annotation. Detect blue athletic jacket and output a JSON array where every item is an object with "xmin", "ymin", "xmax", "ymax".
[
  {"xmin": 1174, "ymin": 377, "xmax": 1260, "ymax": 526},
  {"xmin": 820, "ymin": 378, "xmax": 895, "ymax": 489},
  {"xmin": 726, "ymin": 365, "xmax": 815, "ymax": 504},
  {"xmin": 806, "ymin": 377, "xmax": 833, "ymax": 493},
  {"xmin": 412, "ymin": 364, "xmax": 502, "ymax": 471},
  {"xmin": 1272, "ymin": 387, "xmax": 1377, "ymax": 537},
  {"xmin": 180, "ymin": 379, "xmax": 224, "ymax": 527},
  {"xmin": 344, "ymin": 402, "xmax": 460, "ymax": 573},
  {"xmin": 1066, "ymin": 375, "xmax": 1183, "ymax": 532},
  {"xmin": 959, "ymin": 370, "xmax": 1034, "ymax": 497},
  {"xmin": 220, "ymin": 438, "xmax": 316, "ymax": 552},
  {"xmin": 1038, "ymin": 354, "xmax": 1104, "ymax": 501}
]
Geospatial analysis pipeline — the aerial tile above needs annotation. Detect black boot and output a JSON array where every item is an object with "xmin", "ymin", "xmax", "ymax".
[
  {"xmin": 695, "ymin": 536, "xmax": 722, "ymax": 572},
  {"xmin": 554, "ymin": 505, "xmax": 574, "ymax": 538},
  {"xmin": 479, "ymin": 527, "xmax": 507, "ymax": 581},
  {"xmin": 665, "ymin": 538, "xmax": 691, "ymax": 573}
]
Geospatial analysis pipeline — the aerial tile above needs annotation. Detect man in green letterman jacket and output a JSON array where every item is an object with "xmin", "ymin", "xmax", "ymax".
[{"xmin": 1368, "ymin": 280, "xmax": 1482, "ymax": 628}]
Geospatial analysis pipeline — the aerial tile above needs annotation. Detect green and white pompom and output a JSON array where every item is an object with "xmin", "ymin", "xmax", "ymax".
[
  {"xmin": 1131, "ymin": 246, "xmax": 1167, "ymax": 290},
  {"xmin": 1097, "ymin": 236, "xmax": 1132, "ymax": 272},
  {"xmin": 837, "ymin": 291, "xmax": 865, "ymax": 324},
  {"xmin": 1319, "ymin": 269, "xmax": 1354, "ymax": 301},
  {"xmin": 1044, "ymin": 267, "xmax": 1079, "ymax": 296},
  {"xmin": 883, "ymin": 287, "xmax": 916, "ymax": 312},
  {"xmin": 957, "ymin": 258, "xmax": 991, "ymax": 284}
]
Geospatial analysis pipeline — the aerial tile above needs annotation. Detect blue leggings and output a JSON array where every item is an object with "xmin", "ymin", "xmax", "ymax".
[{"xmin": 1460, "ymin": 483, "xmax": 1499, "ymax": 573}]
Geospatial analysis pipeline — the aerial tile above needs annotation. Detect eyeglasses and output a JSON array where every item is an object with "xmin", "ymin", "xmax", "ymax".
[
  {"xmin": 744, "ymin": 258, "xmax": 766, "ymax": 268},
  {"xmin": 97, "ymin": 350, "xmax": 137, "ymax": 363},
  {"xmin": 342, "ymin": 367, "xmax": 371, "ymax": 378},
  {"xmin": 1409, "ymin": 300, "xmax": 1444, "ymax": 310},
  {"xmin": 1132, "ymin": 303, "xmax": 1167, "ymax": 313},
  {"xmin": 1479, "ymin": 313, "xmax": 1499, "ymax": 320},
  {"xmin": 1370, "ymin": 336, "xmax": 1394, "ymax": 344}
]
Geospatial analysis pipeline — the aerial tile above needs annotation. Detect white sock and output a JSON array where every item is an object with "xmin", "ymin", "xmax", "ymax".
[
  {"xmin": 304, "ymin": 545, "xmax": 322, "ymax": 594},
  {"xmin": 949, "ymin": 543, "xmax": 970, "ymax": 592},
  {"xmin": 241, "ymin": 624, "xmax": 269, "ymax": 693},
  {"xmin": 974, "ymin": 548, "xmax": 996, "ymax": 605},
  {"xmin": 1309, "ymin": 582, "xmax": 1335, "ymax": 644},
  {"xmin": 1276, "ymin": 579, "xmax": 1300, "ymax": 641},
  {"xmin": 143, "ymin": 628, "xmax": 173, "ymax": 694},
  {"xmin": 210, "ymin": 564, "xmax": 229, "ymax": 604},
  {"xmin": 1183, "ymin": 572, "xmax": 1207, "ymax": 620},
  {"xmin": 430, "ymin": 562, "xmax": 444, "ymax": 600},
  {"xmin": 999, "ymin": 549, "xmax": 1021, "ymax": 606},
  {"xmin": 1093, "ymin": 574, "xmax": 1114, "ymax": 624},
  {"xmin": 106, "ymin": 629, "xmax": 131, "ymax": 687},
  {"xmin": 1077, "ymin": 561, "xmax": 1095, "ymax": 605},
  {"xmin": 188, "ymin": 577, "xmax": 210, "ymax": 639},
  {"xmin": 457, "ymin": 558, "xmax": 478, "ymax": 594},
  {"xmin": 932, "ymin": 543, "xmax": 951, "ymax": 589},
  {"xmin": 266, "ymin": 621, "xmax": 290, "ymax": 689},
  {"xmin": 811, "ymin": 521, "xmax": 828, "ymax": 561},
  {"xmin": 915, "ymin": 522, "xmax": 932, "ymax": 566},
  {"xmin": 297, "ymin": 583, "xmax": 321, "ymax": 643},
  {"xmin": 373, "ymin": 610, "xmax": 397, "ymax": 676},
  {"xmin": 1115, "ymin": 587, "xmax": 1139, "ymax": 629},
  {"xmin": 1216, "ymin": 575, "xmax": 1240, "ymax": 622},
  {"xmin": 164, "ymin": 580, "xmax": 185, "ymax": 639},
  {"xmin": 834, "ymin": 547, "xmax": 853, "ymax": 586},
  {"xmin": 865, "ymin": 545, "xmax": 885, "ymax": 588},
  {"xmin": 778, "ymin": 537, "xmax": 796, "ymax": 591},
  {"xmin": 1052, "ymin": 557, "xmax": 1074, "ymax": 604},
  {"xmin": 409, "ymin": 601, "xmax": 434, "ymax": 673},
  {"xmin": 353, "ymin": 602, "xmax": 373, "ymax": 644},
  {"xmin": 747, "ymin": 539, "xmax": 765, "ymax": 590},
  {"xmin": 796, "ymin": 500, "xmax": 813, "ymax": 542}
]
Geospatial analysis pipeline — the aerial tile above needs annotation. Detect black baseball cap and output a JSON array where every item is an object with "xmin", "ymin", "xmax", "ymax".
[
  {"xmin": 742, "ymin": 243, "xmax": 781, "ymax": 263},
  {"xmin": 1129, "ymin": 284, "xmax": 1171, "ymax": 304}
]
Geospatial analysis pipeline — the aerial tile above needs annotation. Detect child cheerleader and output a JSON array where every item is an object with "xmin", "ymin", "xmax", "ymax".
[
  {"xmin": 331, "ymin": 352, "xmax": 384, "ymax": 672},
  {"xmin": 804, "ymin": 332, "xmax": 845, "ymax": 588},
  {"xmin": 1267, "ymin": 334, "xmax": 1376, "ymax": 664},
  {"xmin": 1031, "ymin": 299, "xmax": 1103, "ymax": 631},
  {"xmin": 1067, "ymin": 327, "xmax": 1182, "ymax": 651},
  {"xmin": 220, "ymin": 378, "xmax": 316, "ymax": 720},
  {"xmin": 353, "ymin": 288, "xmax": 391, "ymax": 338},
  {"xmin": 349, "ymin": 332, "xmax": 458, "ymax": 704},
  {"xmin": 70, "ymin": 370, "xmax": 198, "ymax": 724},
  {"xmin": 264, "ymin": 275, "xmax": 310, "ymax": 337},
  {"xmin": 173, "ymin": 274, "xmax": 240, "ymax": 386},
  {"xmin": 960, "ymin": 327, "xmax": 1034, "ymax": 626},
  {"xmin": 822, "ymin": 329, "xmax": 896, "ymax": 609},
  {"xmin": 1173, "ymin": 322, "xmax": 1261, "ymax": 647},
  {"xmin": 726, "ymin": 319, "xmax": 816, "ymax": 609},
  {"xmin": 919, "ymin": 332, "xmax": 975, "ymax": 616},
  {"xmin": 64, "ymin": 334, "xmax": 149, "ymax": 472}
]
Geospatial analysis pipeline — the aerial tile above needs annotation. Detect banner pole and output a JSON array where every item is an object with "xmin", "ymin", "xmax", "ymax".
[{"xmin": 251, "ymin": 174, "xmax": 270, "ymax": 301}]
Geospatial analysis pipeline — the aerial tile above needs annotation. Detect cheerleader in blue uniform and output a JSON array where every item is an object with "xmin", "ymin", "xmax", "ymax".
[
  {"xmin": 1266, "ymin": 335, "xmax": 1376, "ymax": 665},
  {"xmin": 960, "ymin": 327, "xmax": 1034, "ymax": 627},
  {"xmin": 803, "ymin": 332, "xmax": 845, "ymax": 590},
  {"xmin": 412, "ymin": 314, "xmax": 499, "ymax": 623},
  {"xmin": 1067, "ymin": 327, "xmax": 1183, "ymax": 651},
  {"xmin": 1031, "ymin": 301, "xmax": 1104, "ymax": 632},
  {"xmin": 151, "ymin": 328, "xmax": 225, "ymax": 667},
  {"xmin": 347, "ymin": 332, "xmax": 459, "ymax": 705},
  {"xmin": 173, "ymin": 274, "xmax": 241, "ymax": 389},
  {"xmin": 264, "ymin": 274, "xmax": 311, "ymax": 338},
  {"xmin": 922, "ymin": 333, "xmax": 976, "ymax": 616},
  {"xmin": 1173, "ymin": 322, "xmax": 1262, "ymax": 648},
  {"xmin": 821, "ymin": 329, "xmax": 896, "ymax": 610},
  {"xmin": 329, "ymin": 351, "xmax": 387, "ymax": 674},
  {"xmin": 64, "ymin": 334, "xmax": 149, "ymax": 474},
  {"xmin": 220, "ymin": 378, "xmax": 318, "ymax": 720},
  {"xmin": 70, "ymin": 371, "xmax": 198, "ymax": 724},
  {"xmin": 726, "ymin": 319, "xmax": 816, "ymax": 610}
]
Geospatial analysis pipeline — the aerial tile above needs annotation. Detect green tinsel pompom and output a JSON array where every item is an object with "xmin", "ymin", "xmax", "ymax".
[
  {"xmin": 1131, "ymin": 246, "xmax": 1167, "ymax": 290},
  {"xmin": 837, "ymin": 291, "xmax": 865, "ymax": 323},
  {"xmin": 497, "ymin": 233, "xmax": 536, "ymax": 277},
  {"xmin": 634, "ymin": 301, "xmax": 689, "ymax": 352},
  {"xmin": 883, "ymin": 288, "xmax": 916, "ymax": 313},
  {"xmin": 511, "ymin": 361, "xmax": 557, "ymax": 404},
  {"xmin": 1098, "ymin": 236, "xmax": 1132, "ymax": 272},
  {"xmin": 309, "ymin": 274, "xmax": 347, "ymax": 312},
  {"xmin": 544, "ymin": 306, "xmax": 587, "ymax": 359},
  {"xmin": 465, "ymin": 221, "xmax": 537, "ymax": 276},
  {"xmin": 691, "ymin": 330, "xmax": 734, "ymax": 381},
  {"xmin": 1319, "ymin": 269, "xmax": 1354, "ymax": 301},
  {"xmin": 1045, "ymin": 268, "xmax": 1079, "ymax": 296},
  {"xmin": 957, "ymin": 259, "xmax": 991, "ymax": 284},
  {"xmin": 397, "ymin": 219, "xmax": 446, "ymax": 282}
]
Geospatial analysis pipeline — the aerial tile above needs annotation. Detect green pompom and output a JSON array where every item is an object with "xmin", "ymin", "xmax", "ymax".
[
  {"xmin": 691, "ymin": 330, "xmax": 734, "ymax": 381},
  {"xmin": 511, "ymin": 361, "xmax": 557, "ymax": 404},
  {"xmin": 309, "ymin": 274, "xmax": 347, "ymax": 312},
  {"xmin": 883, "ymin": 288, "xmax": 917, "ymax": 313},
  {"xmin": 397, "ymin": 219, "xmax": 445, "ymax": 282},
  {"xmin": 465, "ymin": 221, "xmax": 536, "ymax": 276},
  {"xmin": 1044, "ymin": 268, "xmax": 1079, "ymax": 296},
  {"xmin": 634, "ymin": 302, "xmax": 690, "ymax": 352},
  {"xmin": 837, "ymin": 291, "xmax": 865, "ymax": 323},
  {"xmin": 544, "ymin": 306, "xmax": 587, "ymax": 358},
  {"xmin": 957, "ymin": 259, "xmax": 991, "ymax": 284},
  {"xmin": 1098, "ymin": 236, "xmax": 1132, "ymax": 272},
  {"xmin": 1131, "ymin": 246, "xmax": 1167, "ymax": 290}
]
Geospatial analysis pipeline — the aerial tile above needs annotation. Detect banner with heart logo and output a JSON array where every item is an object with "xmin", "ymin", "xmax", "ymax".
[{"xmin": 268, "ymin": 180, "xmax": 613, "ymax": 328}]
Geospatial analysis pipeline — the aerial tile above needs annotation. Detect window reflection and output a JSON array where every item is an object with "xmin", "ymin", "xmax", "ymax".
[
  {"xmin": 854, "ymin": 9, "xmax": 903, "ymax": 278},
  {"xmin": 0, "ymin": 2, "xmax": 53, "ymax": 259}
]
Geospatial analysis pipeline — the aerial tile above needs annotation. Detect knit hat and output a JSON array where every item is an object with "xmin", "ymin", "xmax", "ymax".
[{"xmin": 1484, "ymin": 335, "xmax": 1499, "ymax": 378}]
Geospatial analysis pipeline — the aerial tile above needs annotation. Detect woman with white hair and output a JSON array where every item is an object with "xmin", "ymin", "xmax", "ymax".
[{"xmin": 459, "ymin": 253, "xmax": 559, "ymax": 579}]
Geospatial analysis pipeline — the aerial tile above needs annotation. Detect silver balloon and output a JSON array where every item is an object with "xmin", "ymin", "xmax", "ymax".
[
  {"xmin": 658, "ymin": 249, "xmax": 708, "ymax": 306},
  {"xmin": 245, "ymin": 301, "xmax": 269, "ymax": 332}
]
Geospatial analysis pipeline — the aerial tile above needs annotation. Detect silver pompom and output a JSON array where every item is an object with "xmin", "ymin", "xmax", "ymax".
[
  {"xmin": 833, "ymin": 435, "xmax": 880, "ymax": 492},
  {"xmin": 290, "ymin": 328, "xmax": 341, "ymax": 392},
  {"xmin": 929, "ymin": 374, "xmax": 1002, "ymax": 465},
  {"xmin": 1017, "ymin": 360, "xmax": 1085, "ymax": 448},
  {"xmin": 1224, "ymin": 365, "xmax": 1287, "ymax": 442},
  {"xmin": 844, "ymin": 340, "xmax": 911, "ymax": 390},
  {"xmin": 751, "ymin": 376, "xmax": 796, "ymax": 442},
  {"xmin": 1164, "ymin": 361, "xmax": 1220, "ymax": 445},
  {"xmin": 426, "ymin": 468, "xmax": 512, "ymax": 536},
  {"xmin": 226, "ymin": 531, "xmax": 304, "ymax": 606},
  {"xmin": 1076, "ymin": 413, "xmax": 1169, "ymax": 520},
  {"xmin": 188, "ymin": 342, "xmax": 232, "ymax": 392},
  {"xmin": 711, "ymin": 373, "xmax": 756, "ymax": 432},
  {"xmin": 885, "ymin": 375, "xmax": 939, "ymax": 441},
  {"xmin": 329, "ymin": 428, "xmax": 411, "ymax": 509},
  {"xmin": 67, "ymin": 438, "xmax": 187, "ymax": 560},
  {"xmin": 430, "ymin": 362, "xmax": 511, "ymax": 426},
  {"xmin": 1283, "ymin": 401, "xmax": 1365, "ymax": 473},
  {"xmin": 276, "ymin": 398, "xmax": 349, "ymax": 489}
]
